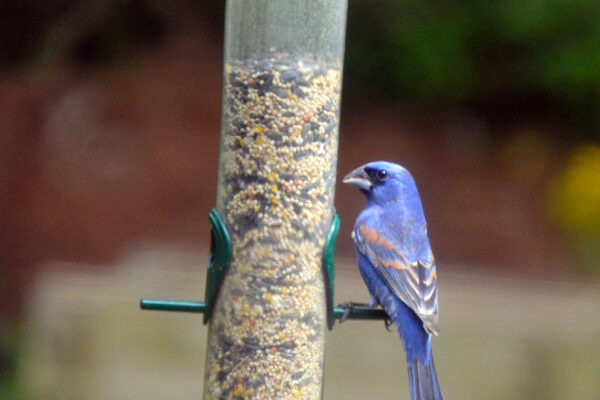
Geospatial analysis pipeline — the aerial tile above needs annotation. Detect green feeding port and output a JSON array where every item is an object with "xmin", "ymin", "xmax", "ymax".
[
  {"xmin": 140, "ymin": 210, "xmax": 387, "ymax": 323},
  {"xmin": 203, "ymin": 209, "xmax": 232, "ymax": 324},
  {"xmin": 140, "ymin": 208, "xmax": 231, "ymax": 321}
]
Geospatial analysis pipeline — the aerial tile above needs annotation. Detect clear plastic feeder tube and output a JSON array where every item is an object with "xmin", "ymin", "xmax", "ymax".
[{"xmin": 205, "ymin": 1, "xmax": 347, "ymax": 399}]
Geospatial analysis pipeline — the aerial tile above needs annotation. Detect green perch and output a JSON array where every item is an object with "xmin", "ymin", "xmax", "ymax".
[{"xmin": 140, "ymin": 298, "xmax": 387, "ymax": 321}]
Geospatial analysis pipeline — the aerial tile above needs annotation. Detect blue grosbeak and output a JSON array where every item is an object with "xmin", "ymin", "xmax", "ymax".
[{"xmin": 344, "ymin": 161, "xmax": 444, "ymax": 400}]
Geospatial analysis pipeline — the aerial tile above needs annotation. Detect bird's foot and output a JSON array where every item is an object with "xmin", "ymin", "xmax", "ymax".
[
  {"xmin": 338, "ymin": 302, "xmax": 371, "ymax": 323},
  {"xmin": 384, "ymin": 316, "xmax": 394, "ymax": 332},
  {"xmin": 368, "ymin": 295, "xmax": 379, "ymax": 308}
]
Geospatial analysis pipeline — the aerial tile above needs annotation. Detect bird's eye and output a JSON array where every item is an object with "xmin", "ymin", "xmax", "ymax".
[{"xmin": 377, "ymin": 170, "xmax": 389, "ymax": 181}]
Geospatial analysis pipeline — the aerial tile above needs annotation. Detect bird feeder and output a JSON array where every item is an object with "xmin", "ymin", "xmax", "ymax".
[
  {"xmin": 208, "ymin": 1, "xmax": 348, "ymax": 397},
  {"xmin": 141, "ymin": 1, "xmax": 385, "ymax": 399}
]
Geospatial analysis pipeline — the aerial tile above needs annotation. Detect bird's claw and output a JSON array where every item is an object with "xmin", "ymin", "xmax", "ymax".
[
  {"xmin": 384, "ymin": 316, "xmax": 394, "ymax": 332},
  {"xmin": 338, "ymin": 302, "xmax": 372, "ymax": 324},
  {"xmin": 338, "ymin": 302, "xmax": 354, "ymax": 324}
]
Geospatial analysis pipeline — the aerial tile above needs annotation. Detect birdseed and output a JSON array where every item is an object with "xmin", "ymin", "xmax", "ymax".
[{"xmin": 204, "ymin": 52, "xmax": 341, "ymax": 399}]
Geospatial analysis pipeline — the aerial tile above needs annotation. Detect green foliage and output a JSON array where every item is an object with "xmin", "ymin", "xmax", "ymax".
[{"xmin": 345, "ymin": 0, "xmax": 600, "ymax": 130}]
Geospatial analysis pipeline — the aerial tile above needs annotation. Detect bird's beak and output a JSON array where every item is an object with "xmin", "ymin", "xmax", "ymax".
[{"xmin": 343, "ymin": 166, "xmax": 372, "ymax": 191}]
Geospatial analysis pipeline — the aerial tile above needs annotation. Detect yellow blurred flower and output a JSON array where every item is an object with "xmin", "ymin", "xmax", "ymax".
[{"xmin": 549, "ymin": 144, "xmax": 600, "ymax": 234}]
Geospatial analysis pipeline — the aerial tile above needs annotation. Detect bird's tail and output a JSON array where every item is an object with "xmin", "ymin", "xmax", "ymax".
[{"xmin": 407, "ymin": 351, "xmax": 444, "ymax": 400}]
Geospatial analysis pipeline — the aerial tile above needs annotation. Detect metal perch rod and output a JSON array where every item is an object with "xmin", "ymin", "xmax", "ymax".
[{"xmin": 140, "ymin": 298, "xmax": 387, "ymax": 321}]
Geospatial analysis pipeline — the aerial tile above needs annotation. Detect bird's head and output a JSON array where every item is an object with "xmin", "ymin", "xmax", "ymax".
[{"xmin": 342, "ymin": 161, "xmax": 418, "ymax": 205}]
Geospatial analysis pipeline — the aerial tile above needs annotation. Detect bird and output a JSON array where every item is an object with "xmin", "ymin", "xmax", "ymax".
[{"xmin": 343, "ymin": 161, "xmax": 444, "ymax": 400}]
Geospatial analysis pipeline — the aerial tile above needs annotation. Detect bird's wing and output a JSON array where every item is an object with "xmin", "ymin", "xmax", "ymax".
[{"xmin": 354, "ymin": 221, "xmax": 439, "ymax": 335}]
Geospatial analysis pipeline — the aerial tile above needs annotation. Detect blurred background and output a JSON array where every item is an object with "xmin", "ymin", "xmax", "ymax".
[{"xmin": 1, "ymin": 1, "xmax": 599, "ymax": 399}]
